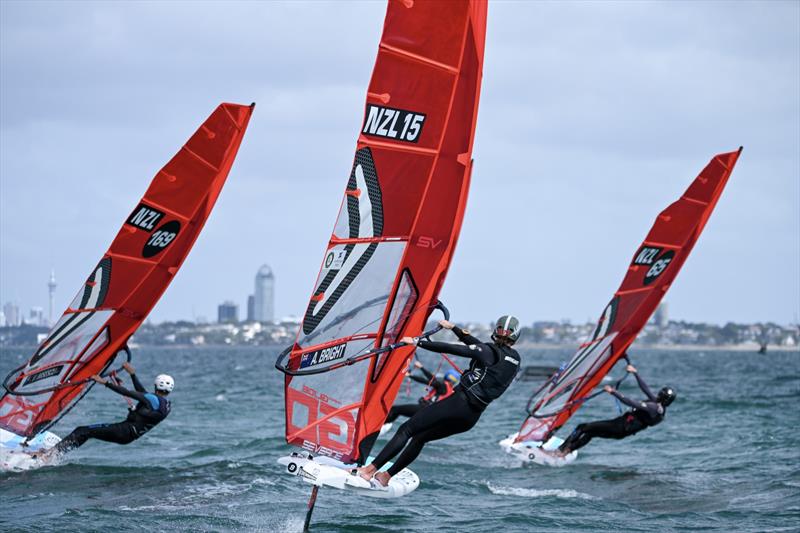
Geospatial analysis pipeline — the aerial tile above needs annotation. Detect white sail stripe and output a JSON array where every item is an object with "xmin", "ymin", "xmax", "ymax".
[
  {"xmin": 597, "ymin": 304, "xmax": 613, "ymax": 339},
  {"xmin": 312, "ymin": 164, "xmax": 376, "ymax": 316},
  {"xmin": 537, "ymin": 332, "xmax": 617, "ymax": 414},
  {"xmin": 38, "ymin": 311, "xmax": 91, "ymax": 357},
  {"xmin": 354, "ymin": 164, "xmax": 375, "ymax": 238}
]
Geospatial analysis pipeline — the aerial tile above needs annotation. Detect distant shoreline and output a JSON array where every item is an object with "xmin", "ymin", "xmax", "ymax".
[
  {"xmin": 1, "ymin": 343, "xmax": 797, "ymax": 353},
  {"xmin": 515, "ymin": 342, "xmax": 799, "ymax": 353}
]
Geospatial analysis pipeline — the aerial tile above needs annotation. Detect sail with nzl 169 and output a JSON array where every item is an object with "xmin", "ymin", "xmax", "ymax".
[{"xmin": 0, "ymin": 103, "xmax": 254, "ymax": 443}]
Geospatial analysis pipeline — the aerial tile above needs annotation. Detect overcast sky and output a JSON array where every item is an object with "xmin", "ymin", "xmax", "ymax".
[{"xmin": 1, "ymin": 1, "xmax": 798, "ymax": 327}]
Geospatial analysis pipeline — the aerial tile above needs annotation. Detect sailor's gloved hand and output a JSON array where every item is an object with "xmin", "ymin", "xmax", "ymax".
[
  {"xmin": 91, "ymin": 374, "xmax": 108, "ymax": 385},
  {"xmin": 439, "ymin": 319, "xmax": 455, "ymax": 330},
  {"xmin": 413, "ymin": 361, "xmax": 423, "ymax": 369},
  {"xmin": 603, "ymin": 385, "xmax": 615, "ymax": 394},
  {"xmin": 626, "ymin": 364, "xmax": 637, "ymax": 374},
  {"xmin": 401, "ymin": 336, "xmax": 418, "ymax": 346},
  {"xmin": 122, "ymin": 362, "xmax": 135, "ymax": 374}
]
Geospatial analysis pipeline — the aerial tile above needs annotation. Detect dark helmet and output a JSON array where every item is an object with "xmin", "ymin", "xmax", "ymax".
[
  {"xmin": 657, "ymin": 387, "xmax": 676, "ymax": 407},
  {"xmin": 492, "ymin": 315, "xmax": 521, "ymax": 344}
]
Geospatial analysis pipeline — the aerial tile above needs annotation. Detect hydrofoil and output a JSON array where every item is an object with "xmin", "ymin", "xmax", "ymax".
[{"xmin": 278, "ymin": 451, "xmax": 419, "ymax": 499}]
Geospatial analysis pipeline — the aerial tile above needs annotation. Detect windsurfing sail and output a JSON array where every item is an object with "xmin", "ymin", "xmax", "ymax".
[
  {"xmin": 516, "ymin": 148, "xmax": 742, "ymax": 444},
  {"xmin": 275, "ymin": 0, "xmax": 487, "ymax": 464},
  {"xmin": 0, "ymin": 103, "xmax": 254, "ymax": 438}
]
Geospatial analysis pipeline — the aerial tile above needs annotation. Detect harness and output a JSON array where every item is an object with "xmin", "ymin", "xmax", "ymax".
[{"xmin": 460, "ymin": 344, "xmax": 520, "ymax": 406}]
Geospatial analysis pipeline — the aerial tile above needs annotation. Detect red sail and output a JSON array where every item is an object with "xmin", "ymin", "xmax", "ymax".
[
  {"xmin": 279, "ymin": 0, "xmax": 487, "ymax": 463},
  {"xmin": 0, "ymin": 103, "xmax": 254, "ymax": 438},
  {"xmin": 517, "ymin": 148, "xmax": 742, "ymax": 443}
]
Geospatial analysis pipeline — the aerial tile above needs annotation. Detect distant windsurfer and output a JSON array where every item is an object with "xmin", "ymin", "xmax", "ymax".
[
  {"xmin": 357, "ymin": 316, "xmax": 522, "ymax": 487},
  {"xmin": 41, "ymin": 362, "xmax": 173, "ymax": 458},
  {"xmin": 385, "ymin": 361, "xmax": 459, "ymax": 424},
  {"xmin": 552, "ymin": 365, "xmax": 675, "ymax": 457}
]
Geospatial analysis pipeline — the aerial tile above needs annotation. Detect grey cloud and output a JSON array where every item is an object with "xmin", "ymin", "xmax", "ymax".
[{"xmin": 1, "ymin": 1, "xmax": 797, "ymax": 326}]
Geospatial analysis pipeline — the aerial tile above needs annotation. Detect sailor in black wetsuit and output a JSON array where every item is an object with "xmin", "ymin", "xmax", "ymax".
[
  {"xmin": 48, "ymin": 362, "xmax": 173, "ymax": 456},
  {"xmin": 385, "ymin": 361, "xmax": 459, "ymax": 424},
  {"xmin": 357, "ymin": 315, "xmax": 522, "ymax": 487},
  {"xmin": 555, "ymin": 364, "xmax": 676, "ymax": 456}
]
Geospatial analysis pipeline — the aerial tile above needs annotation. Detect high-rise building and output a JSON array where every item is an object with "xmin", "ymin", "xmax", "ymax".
[
  {"xmin": 253, "ymin": 265, "xmax": 275, "ymax": 323},
  {"xmin": 29, "ymin": 307, "xmax": 45, "ymax": 326},
  {"xmin": 48, "ymin": 269, "xmax": 57, "ymax": 326},
  {"xmin": 654, "ymin": 302, "xmax": 669, "ymax": 328},
  {"xmin": 217, "ymin": 301, "xmax": 239, "ymax": 324},
  {"xmin": 3, "ymin": 302, "xmax": 21, "ymax": 327},
  {"xmin": 247, "ymin": 295, "xmax": 255, "ymax": 322}
]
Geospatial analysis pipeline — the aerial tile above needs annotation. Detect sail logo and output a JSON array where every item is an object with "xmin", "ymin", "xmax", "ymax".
[
  {"xmin": 632, "ymin": 246, "xmax": 662, "ymax": 265},
  {"xmin": 23, "ymin": 365, "xmax": 63, "ymax": 386},
  {"xmin": 286, "ymin": 386, "xmax": 356, "ymax": 458},
  {"xmin": 362, "ymin": 104, "xmax": 426, "ymax": 143},
  {"xmin": 416, "ymin": 236, "xmax": 443, "ymax": 249},
  {"xmin": 324, "ymin": 249, "xmax": 347, "ymax": 271},
  {"xmin": 643, "ymin": 250, "xmax": 675, "ymax": 286},
  {"xmin": 142, "ymin": 220, "xmax": 181, "ymax": 258},
  {"xmin": 126, "ymin": 204, "xmax": 165, "ymax": 232},
  {"xmin": 300, "ymin": 342, "xmax": 347, "ymax": 369}
]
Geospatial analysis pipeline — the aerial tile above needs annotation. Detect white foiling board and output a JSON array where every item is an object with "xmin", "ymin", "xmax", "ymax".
[
  {"xmin": 499, "ymin": 432, "xmax": 578, "ymax": 467},
  {"xmin": 0, "ymin": 427, "xmax": 61, "ymax": 471},
  {"xmin": 278, "ymin": 452, "xmax": 419, "ymax": 498}
]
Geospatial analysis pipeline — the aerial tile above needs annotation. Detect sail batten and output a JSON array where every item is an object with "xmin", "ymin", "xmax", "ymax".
[{"xmin": 378, "ymin": 43, "xmax": 461, "ymax": 73}]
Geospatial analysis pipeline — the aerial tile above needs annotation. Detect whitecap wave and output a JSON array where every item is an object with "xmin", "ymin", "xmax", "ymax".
[
  {"xmin": 276, "ymin": 516, "xmax": 305, "ymax": 533},
  {"xmin": 486, "ymin": 482, "xmax": 594, "ymax": 500},
  {"xmin": 0, "ymin": 449, "xmax": 63, "ymax": 472}
]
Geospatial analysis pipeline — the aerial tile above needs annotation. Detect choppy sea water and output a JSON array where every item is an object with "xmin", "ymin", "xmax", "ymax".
[{"xmin": 1, "ymin": 346, "xmax": 798, "ymax": 532}]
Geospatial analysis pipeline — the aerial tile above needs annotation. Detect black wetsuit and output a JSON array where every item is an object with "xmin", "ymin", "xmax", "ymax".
[
  {"xmin": 54, "ymin": 374, "xmax": 170, "ymax": 454},
  {"xmin": 385, "ymin": 367, "xmax": 451, "ymax": 424},
  {"xmin": 372, "ymin": 327, "xmax": 520, "ymax": 476},
  {"xmin": 558, "ymin": 373, "xmax": 665, "ymax": 453}
]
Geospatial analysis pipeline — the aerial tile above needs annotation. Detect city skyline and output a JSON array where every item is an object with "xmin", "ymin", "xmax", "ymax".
[
  {"xmin": 3, "ymin": 244, "xmax": 800, "ymax": 330},
  {"xmin": 1, "ymin": 3, "xmax": 798, "ymax": 327},
  {"xmin": 2, "ymin": 260, "xmax": 797, "ymax": 329}
]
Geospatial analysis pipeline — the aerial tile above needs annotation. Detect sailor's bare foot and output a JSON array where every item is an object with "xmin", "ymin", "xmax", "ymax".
[
  {"xmin": 374, "ymin": 471, "xmax": 391, "ymax": 487},
  {"xmin": 356, "ymin": 464, "xmax": 377, "ymax": 481}
]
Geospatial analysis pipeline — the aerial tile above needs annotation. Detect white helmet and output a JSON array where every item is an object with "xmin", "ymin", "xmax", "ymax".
[{"xmin": 154, "ymin": 374, "xmax": 174, "ymax": 393}]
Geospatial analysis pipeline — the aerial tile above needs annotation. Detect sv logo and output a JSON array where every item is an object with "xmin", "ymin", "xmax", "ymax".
[{"xmin": 417, "ymin": 236, "xmax": 443, "ymax": 249}]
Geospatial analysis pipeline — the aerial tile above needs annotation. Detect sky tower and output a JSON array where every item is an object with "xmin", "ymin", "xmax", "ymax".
[{"xmin": 48, "ymin": 269, "xmax": 57, "ymax": 326}]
